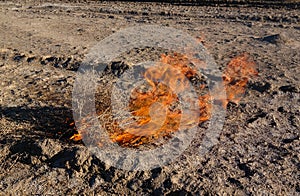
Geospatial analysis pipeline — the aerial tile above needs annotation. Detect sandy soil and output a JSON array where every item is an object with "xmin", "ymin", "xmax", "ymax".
[{"xmin": 0, "ymin": 1, "xmax": 299, "ymax": 195}]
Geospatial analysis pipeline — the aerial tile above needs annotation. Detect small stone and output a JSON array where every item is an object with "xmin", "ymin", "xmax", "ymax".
[
  {"xmin": 13, "ymin": 53, "xmax": 26, "ymax": 61},
  {"xmin": 26, "ymin": 56, "xmax": 36, "ymax": 63}
]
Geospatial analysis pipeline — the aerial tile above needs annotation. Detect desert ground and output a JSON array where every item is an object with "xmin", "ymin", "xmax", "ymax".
[{"xmin": 0, "ymin": 0, "xmax": 299, "ymax": 195}]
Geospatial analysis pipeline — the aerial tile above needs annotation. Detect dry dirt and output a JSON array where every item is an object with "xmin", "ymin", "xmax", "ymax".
[{"xmin": 0, "ymin": 0, "xmax": 299, "ymax": 195}]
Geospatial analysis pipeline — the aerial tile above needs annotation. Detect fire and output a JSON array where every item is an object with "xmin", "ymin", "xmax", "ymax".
[
  {"xmin": 70, "ymin": 133, "xmax": 82, "ymax": 141},
  {"xmin": 71, "ymin": 52, "xmax": 257, "ymax": 147},
  {"xmin": 222, "ymin": 53, "xmax": 258, "ymax": 104}
]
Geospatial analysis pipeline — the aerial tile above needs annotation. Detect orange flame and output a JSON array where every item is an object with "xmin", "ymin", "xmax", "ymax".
[
  {"xmin": 70, "ymin": 133, "xmax": 82, "ymax": 141},
  {"xmin": 223, "ymin": 53, "xmax": 258, "ymax": 104},
  {"xmin": 71, "ymin": 53, "xmax": 257, "ymax": 147}
]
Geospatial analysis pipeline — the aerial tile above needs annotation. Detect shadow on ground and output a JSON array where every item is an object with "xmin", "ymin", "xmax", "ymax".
[{"xmin": 0, "ymin": 106, "xmax": 77, "ymax": 141}]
